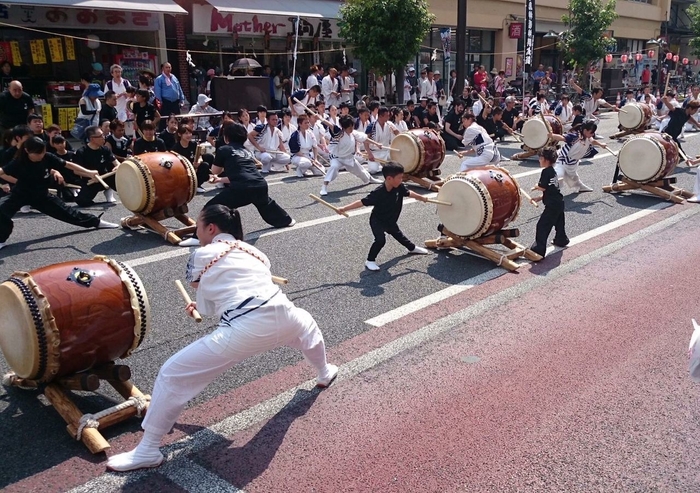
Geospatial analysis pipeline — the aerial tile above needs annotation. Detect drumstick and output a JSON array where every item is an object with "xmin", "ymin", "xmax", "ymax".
[
  {"xmin": 360, "ymin": 153, "xmax": 389, "ymax": 164},
  {"xmin": 519, "ymin": 187, "xmax": 539, "ymax": 207},
  {"xmin": 309, "ymin": 193, "xmax": 350, "ymax": 217},
  {"xmin": 175, "ymin": 280, "xmax": 202, "ymax": 323},
  {"xmin": 425, "ymin": 198, "xmax": 452, "ymax": 206},
  {"xmin": 663, "ymin": 71, "xmax": 671, "ymax": 96},
  {"xmin": 87, "ymin": 170, "xmax": 117, "ymax": 186},
  {"xmin": 602, "ymin": 146, "xmax": 618, "ymax": 159},
  {"xmin": 312, "ymin": 159, "xmax": 327, "ymax": 175},
  {"xmin": 94, "ymin": 174, "xmax": 109, "ymax": 190},
  {"xmin": 193, "ymin": 143, "xmax": 204, "ymax": 165},
  {"xmin": 271, "ymin": 275, "xmax": 288, "ymax": 285},
  {"xmin": 618, "ymin": 107, "xmax": 630, "ymax": 114}
]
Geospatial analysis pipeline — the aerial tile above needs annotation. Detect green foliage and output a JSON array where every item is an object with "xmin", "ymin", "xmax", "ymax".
[
  {"xmin": 689, "ymin": 2, "xmax": 700, "ymax": 57},
  {"xmin": 339, "ymin": 0, "xmax": 435, "ymax": 76},
  {"xmin": 560, "ymin": 0, "xmax": 618, "ymax": 74}
]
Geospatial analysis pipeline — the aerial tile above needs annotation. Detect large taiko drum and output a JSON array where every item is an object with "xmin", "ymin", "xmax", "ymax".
[
  {"xmin": 390, "ymin": 129, "xmax": 446, "ymax": 177},
  {"xmin": 436, "ymin": 166, "xmax": 521, "ymax": 239},
  {"xmin": 521, "ymin": 115, "xmax": 563, "ymax": 151},
  {"xmin": 0, "ymin": 257, "xmax": 150, "ymax": 383},
  {"xmin": 618, "ymin": 132, "xmax": 679, "ymax": 183},
  {"xmin": 116, "ymin": 152, "xmax": 197, "ymax": 216},
  {"xmin": 618, "ymin": 103, "xmax": 653, "ymax": 132}
]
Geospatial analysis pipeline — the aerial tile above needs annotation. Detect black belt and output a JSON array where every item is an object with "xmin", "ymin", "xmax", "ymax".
[{"xmin": 220, "ymin": 289, "xmax": 280, "ymax": 325}]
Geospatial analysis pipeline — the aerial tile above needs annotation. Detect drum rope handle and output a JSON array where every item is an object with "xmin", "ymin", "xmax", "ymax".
[
  {"xmin": 76, "ymin": 395, "xmax": 150, "ymax": 440},
  {"xmin": 497, "ymin": 254, "xmax": 507, "ymax": 267}
]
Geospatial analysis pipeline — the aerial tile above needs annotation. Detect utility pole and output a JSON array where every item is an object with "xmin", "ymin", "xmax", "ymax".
[{"xmin": 456, "ymin": 0, "xmax": 467, "ymax": 96}]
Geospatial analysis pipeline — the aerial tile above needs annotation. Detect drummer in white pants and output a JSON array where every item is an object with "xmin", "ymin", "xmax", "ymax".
[
  {"xmin": 458, "ymin": 112, "xmax": 501, "ymax": 170},
  {"xmin": 289, "ymin": 114, "xmax": 324, "ymax": 178},
  {"xmin": 320, "ymin": 115, "xmax": 383, "ymax": 196},
  {"xmin": 547, "ymin": 121, "xmax": 608, "ymax": 193},
  {"xmin": 364, "ymin": 107, "xmax": 399, "ymax": 173},
  {"xmin": 106, "ymin": 204, "xmax": 338, "ymax": 472},
  {"xmin": 248, "ymin": 113, "xmax": 291, "ymax": 174}
]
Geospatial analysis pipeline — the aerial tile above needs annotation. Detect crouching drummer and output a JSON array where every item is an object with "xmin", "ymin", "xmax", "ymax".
[{"xmin": 457, "ymin": 111, "xmax": 501, "ymax": 170}]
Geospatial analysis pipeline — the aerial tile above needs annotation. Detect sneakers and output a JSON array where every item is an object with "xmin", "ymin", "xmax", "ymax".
[
  {"xmin": 97, "ymin": 219, "xmax": 119, "ymax": 229},
  {"xmin": 179, "ymin": 237, "xmax": 200, "ymax": 247},
  {"xmin": 365, "ymin": 260, "xmax": 380, "ymax": 271},
  {"xmin": 552, "ymin": 238, "xmax": 570, "ymax": 247},
  {"xmin": 369, "ymin": 177, "xmax": 383, "ymax": 184},
  {"xmin": 287, "ymin": 219, "xmax": 297, "ymax": 227},
  {"xmin": 409, "ymin": 246, "xmax": 429, "ymax": 255},
  {"xmin": 316, "ymin": 364, "xmax": 339, "ymax": 388},
  {"xmin": 196, "ymin": 187, "xmax": 206, "ymax": 193},
  {"xmin": 104, "ymin": 189, "xmax": 116, "ymax": 203},
  {"xmin": 320, "ymin": 185, "xmax": 328, "ymax": 196}
]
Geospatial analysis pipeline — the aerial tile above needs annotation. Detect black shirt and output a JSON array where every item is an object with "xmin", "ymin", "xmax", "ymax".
[
  {"xmin": 570, "ymin": 114, "xmax": 584, "ymax": 131},
  {"xmin": 99, "ymin": 104, "xmax": 118, "ymax": 124},
  {"xmin": 1, "ymin": 146, "xmax": 18, "ymax": 167},
  {"xmin": 73, "ymin": 145, "xmax": 116, "ymax": 174},
  {"xmin": 424, "ymin": 111, "xmax": 440, "ymax": 127},
  {"xmin": 172, "ymin": 141, "xmax": 197, "ymax": 163},
  {"xmin": 105, "ymin": 134, "xmax": 131, "ymax": 158},
  {"xmin": 159, "ymin": 129, "xmax": 177, "ymax": 150},
  {"xmin": 477, "ymin": 111, "xmax": 497, "ymax": 136},
  {"xmin": 501, "ymin": 108, "xmax": 519, "ymax": 129},
  {"xmin": 132, "ymin": 102, "xmax": 158, "ymax": 128},
  {"xmin": 443, "ymin": 109, "xmax": 462, "ymax": 135},
  {"xmin": 2, "ymin": 153, "xmax": 65, "ymax": 195},
  {"xmin": 133, "ymin": 138, "xmax": 166, "ymax": 155},
  {"xmin": 361, "ymin": 182, "xmax": 410, "ymax": 225},
  {"xmin": 213, "ymin": 144, "xmax": 265, "ymax": 186},
  {"xmin": 538, "ymin": 166, "xmax": 563, "ymax": 206},
  {"xmin": 0, "ymin": 91, "xmax": 35, "ymax": 128},
  {"xmin": 665, "ymin": 107, "xmax": 692, "ymax": 138}
]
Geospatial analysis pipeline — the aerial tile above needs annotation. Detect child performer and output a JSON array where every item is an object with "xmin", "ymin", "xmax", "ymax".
[
  {"xmin": 133, "ymin": 120, "xmax": 166, "ymax": 154},
  {"xmin": 289, "ymin": 114, "xmax": 324, "ymax": 178},
  {"xmin": 530, "ymin": 147, "xmax": 569, "ymax": 257},
  {"xmin": 107, "ymin": 204, "xmax": 337, "ymax": 472},
  {"xmin": 336, "ymin": 161, "xmax": 429, "ymax": 271},
  {"xmin": 172, "ymin": 125, "xmax": 209, "ymax": 192},
  {"xmin": 0, "ymin": 137, "xmax": 118, "ymax": 249}
]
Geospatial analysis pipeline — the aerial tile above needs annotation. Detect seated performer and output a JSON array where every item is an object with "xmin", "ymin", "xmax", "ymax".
[
  {"xmin": 0, "ymin": 137, "xmax": 118, "ymax": 249},
  {"xmin": 457, "ymin": 111, "xmax": 501, "ymax": 171},
  {"xmin": 546, "ymin": 121, "xmax": 608, "ymax": 193},
  {"xmin": 248, "ymin": 112, "xmax": 291, "ymax": 174},
  {"xmin": 74, "ymin": 125, "xmax": 121, "ymax": 206},
  {"xmin": 319, "ymin": 115, "xmax": 383, "ymax": 196},
  {"xmin": 289, "ymin": 114, "xmax": 324, "ymax": 178},
  {"xmin": 441, "ymin": 101, "xmax": 465, "ymax": 151},
  {"xmin": 172, "ymin": 125, "xmax": 209, "ymax": 192},
  {"xmin": 289, "ymin": 84, "xmax": 321, "ymax": 125},
  {"xmin": 105, "ymin": 119, "xmax": 132, "ymax": 161},
  {"xmin": 364, "ymin": 106, "xmax": 399, "ymax": 174},
  {"xmin": 337, "ymin": 161, "xmax": 429, "ymax": 271},
  {"xmin": 106, "ymin": 204, "xmax": 338, "ymax": 472},
  {"xmin": 133, "ymin": 120, "xmax": 167, "ymax": 155},
  {"xmin": 279, "ymin": 108, "xmax": 297, "ymax": 154},
  {"xmin": 179, "ymin": 123, "xmax": 295, "ymax": 247}
]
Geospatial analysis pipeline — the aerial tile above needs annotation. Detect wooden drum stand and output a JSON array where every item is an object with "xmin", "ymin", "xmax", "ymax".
[
  {"xmin": 603, "ymin": 176, "xmax": 693, "ymax": 204},
  {"xmin": 4, "ymin": 363, "xmax": 150, "ymax": 454},
  {"xmin": 404, "ymin": 170, "xmax": 443, "ymax": 191},
  {"xmin": 121, "ymin": 206, "xmax": 197, "ymax": 245}
]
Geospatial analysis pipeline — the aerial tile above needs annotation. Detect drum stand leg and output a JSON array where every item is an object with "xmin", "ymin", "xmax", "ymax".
[
  {"xmin": 404, "ymin": 174, "xmax": 443, "ymax": 191},
  {"xmin": 425, "ymin": 227, "xmax": 542, "ymax": 271},
  {"xmin": 122, "ymin": 207, "xmax": 197, "ymax": 245},
  {"xmin": 602, "ymin": 178, "xmax": 687, "ymax": 203},
  {"xmin": 511, "ymin": 149, "xmax": 536, "ymax": 161},
  {"xmin": 39, "ymin": 363, "xmax": 151, "ymax": 455},
  {"xmin": 609, "ymin": 129, "xmax": 640, "ymax": 140}
]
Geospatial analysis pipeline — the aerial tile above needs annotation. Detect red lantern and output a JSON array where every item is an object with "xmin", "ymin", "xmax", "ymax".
[
  {"xmin": 635, "ymin": 53, "xmax": 643, "ymax": 62},
  {"xmin": 683, "ymin": 57, "xmax": 689, "ymax": 65},
  {"xmin": 621, "ymin": 54, "xmax": 628, "ymax": 63},
  {"xmin": 648, "ymin": 50, "xmax": 655, "ymax": 58},
  {"xmin": 666, "ymin": 52, "xmax": 673, "ymax": 60},
  {"xmin": 605, "ymin": 54, "xmax": 613, "ymax": 63},
  {"xmin": 672, "ymin": 54, "xmax": 679, "ymax": 63}
]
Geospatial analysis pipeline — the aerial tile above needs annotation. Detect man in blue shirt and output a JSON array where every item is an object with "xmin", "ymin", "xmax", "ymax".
[
  {"xmin": 532, "ymin": 64, "xmax": 545, "ymax": 93},
  {"xmin": 154, "ymin": 62, "xmax": 185, "ymax": 130}
]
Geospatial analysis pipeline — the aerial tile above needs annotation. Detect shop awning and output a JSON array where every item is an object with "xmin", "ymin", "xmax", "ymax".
[
  {"xmin": 205, "ymin": 0, "xmax": 341, "ymax": 19},
  {"xmin": 5, "ymin": 0, "xmax": 187, "ymax": 14}
]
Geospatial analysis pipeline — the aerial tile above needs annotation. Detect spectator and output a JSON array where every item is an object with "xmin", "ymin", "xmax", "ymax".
[
  {"xmin": 77, "ymin": 83, "xmax": 104, "ymax": 128},
  {"xmin": 100, "ymin": 90, "xmax": 118, "ymax": 124},
  {"xmin": 154, "ymin": 62, "xmax": 185, "ymax": 130},
  {"xmin": 0, "ymin": 61, "xmax": 13, "ymax": 90},
  {"xmin": 205, "ymin": 68, "xmax": 216, "ymax": 95},
  {"xmin": 90, "ymin": 63, "xmax": 107, "ymax": 85},
  {"xmin": 532, "ymin": 64, "xmax": 546, "ymax": 93},
  {"xmin": 191, "ymin": 93, "xmax": 219, "ymax": 130},
  {"xmin": 104, "ymin": 64, "xmax": 132, "ymax": 121},
  {"xmin": 641, "ymin": 64, "xmax": 651, "ymax": 86},
  {"xmin": 0, "ymin": 81, "xmax": 35, "ymax": 137},
  {"xmin": 273, "ymin": 69, "xmax": 285, "ymax": 109}
]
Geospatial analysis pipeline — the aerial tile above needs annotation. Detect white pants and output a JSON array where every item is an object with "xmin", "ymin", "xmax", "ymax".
[
  {"xmin": 554, "ymin": 160, "xmax": 587, "ymax": 190},
  {"xmin": 325, "ymin": 156, "xmax": 372, "ymax": 184},
  {"xmin": 141, "ymin": 293, "xmax": 328, "ymax": 436},
  {"xmin": 256, "ymin": 151, "xmax": 291, "ymax": 173},
  {"xmin": 367, "ymin": 149, "xmax": 391, "ymax": 174},
  {"xmin": 459, "ymin": 147, "xmax": 501, "ymax": 171},
  {"xmin": 291, "ymin": 155, "xmax": 324, "ymax": 176}
]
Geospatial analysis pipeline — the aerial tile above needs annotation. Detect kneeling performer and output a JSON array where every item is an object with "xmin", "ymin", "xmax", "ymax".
[{"xmin": 458, "ymin": 111, "xmax": 501, "ymax": 171}]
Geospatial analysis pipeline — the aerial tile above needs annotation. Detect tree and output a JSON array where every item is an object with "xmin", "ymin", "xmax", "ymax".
[
  {"xmin": 339, "ymin": 0, "xmax": 435, "ymax": 103},
  {"xmin": 560, "ymin": 0, "xmax": 617, "ymax": 83},
  {"xmin": 688, "ymin": 2, "xmax": 700, "ymax": 56}
]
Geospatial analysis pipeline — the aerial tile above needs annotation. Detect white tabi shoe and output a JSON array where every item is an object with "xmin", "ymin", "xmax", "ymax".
[
  {"xmin": 365, "ymin": 260, "xmax": 380, "ymax": 271},
  {"xmin": 320, "ymin": 185, "xmax": 328, "ymax": 196},
  {"xmin": 409, "ymin": 246, "xmax": 429, "ymax": 255},
  {"xmin": 179, "ymin": 237, "xmax": 200, "ymax": 247},
  {"xmin": 106, "ymin": 448, "xmax": 164, "ymax": 472},
  {"xmin": 104, "ymin": 189, "xmax": 117, "ymax": 203},
  {"xmin": 577, "ymin": 184, "xmax": 593, "ymax": 193},
  {"xmin": 316, "ymin": 364, "xmax": 339, "ymax": 388},
  {"xmin": 97, "ymin": 219, "xmax": 119, "ymax": 229},
  {"xmin": 688, "ymin": 195, "xmax": 700, "ymax": 203},
  {"xmin": 369, "ymin": 177, "xmax": 383, "ymax": 184}
]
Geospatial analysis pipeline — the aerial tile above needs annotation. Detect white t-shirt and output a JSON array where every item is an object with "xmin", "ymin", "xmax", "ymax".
[
  {"xmin": 104, "ymin": 78, "xmax": 129, "ymax": 121},
  {"xmin": 306, "ymin": 74, "xmax": 319, "ymax": 90},
  {"xmin": 280, "ymin": 123, "xmax": 297, "ymax": 152},
  {"xmin": 332, "ymin": 129, "xmax": 367, "ymax": 159}
]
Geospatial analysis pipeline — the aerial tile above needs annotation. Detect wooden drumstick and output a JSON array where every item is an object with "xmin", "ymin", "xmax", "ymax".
[
  {"xmin": 87, "ymin": 170, "xmax": 117, "ymax": 186},
  {"xmin": 361, "ymin": 152, "xmax": 389, "ymax": 164},
  {"xmin": 94, "ymin": 174, "xmax": 109, "ymax": 190},
  {"xmin": 601, "ymin": 146, "xmax": 618, "ymax": 159},
  {"xmin": 312, "ymin": 159, "xmax": 327, "ymax": 175},
  {"xmin": 175, "ymin": 280, "xmax": 202, "ymax": 323},
  {"xmin": 519, "ymin": 187, "xmax": 539, "ymax": 207},
  {"xmin": 271, "ymin": 275, "xmax": 288, "ymax": 285},
  {"xmin": 309, "ymin": 193, "xmax": 350, "ymax": 217},
  {"xmin": 663, "ymin": 71, "xmax": 671, "ymax": 96},
  {"xmin": 425, "ymin": 198, "xmax": 452, "ymax": 206},
  {"xmin": 193, "ymin": 143, "xmax": 204, "ymax": 165}
]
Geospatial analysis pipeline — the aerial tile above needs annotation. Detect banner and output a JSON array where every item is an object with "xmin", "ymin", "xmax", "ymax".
[
  {"xmin": 440, "ymin": 28, "xmax": 451, "ymax": 62},
  {"xmin": 64, "ymin": 37, "xmax": 76, "ymax": 61},
  {"xmin": 47, "ymin": 38, "xmax": 64, "ymax": 63},
  {"xmin": 58, "ymin": 107, "xmax": 78, "ymax": 130},
  {"xmin": 41, "ymin": 104, "xmax": 53, "ymax": 126},
  {"xmin": 10, "ymin": 41, "xmax": 22, "ymax": 64},
  {"xmin": 524, "ymin": 0, "xmax": 535, "ymax": 70},
  {"xmin": 29, "ymin": 39, "xmax": 47, "ymax": 64}
]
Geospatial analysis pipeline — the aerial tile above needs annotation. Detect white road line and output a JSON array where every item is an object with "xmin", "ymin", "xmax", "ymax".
[
  {"xmin": 69, "ymin": 204, "xmax": 700, "ymax": 493},
  {"xmin": 364, "ymin": 201, "xmax": 670, "ymax": 327}
]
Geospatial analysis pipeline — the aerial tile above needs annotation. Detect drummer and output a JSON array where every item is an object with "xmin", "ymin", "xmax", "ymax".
[
  {"xmin": 73, "ymin": 125, "xmax": 121, "ymax": 206},
  {"xmin": 289, "ymin": 114, "xmax": 323, "ymax": 178},
  {"xmin": 248, "ymin": 112, "xmax": 291, "ymax": 174},
  {"xmin": 457, "ymin": 111, "xmax": 501, "ymax": 170},
  {"xmin": 364, "ymin": 106, "xmax": 399, "ymax": 174},
  {"xmin": 660, "ymin": 96, "xmax": 700, "ymax": 157}
]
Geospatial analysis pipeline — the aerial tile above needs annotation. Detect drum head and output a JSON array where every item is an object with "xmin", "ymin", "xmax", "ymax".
[
  {"xmin": 437, "ymin": 176, "xmax": 487, "ymax": 237},
  {"xmin": 116, "ymin": 159, "xmax": 148, "ymax": 213},
  {"xmin": 618, "ymin": 105, "xmax": 643, "ymax": 129},
  {"xmin": 521, "ymin": 119, "xmax": 549, "ymax": 149},
  {"xmin": 0, "ymin": 281, "xmax": 39, "ymax": 379},
  {"xmin": 619, "ymin": 137, "xmax": 663, "ymax": 182},
  {"xmin": 390, "ymin": 133, "xmax": 420, "ymax": 173}
]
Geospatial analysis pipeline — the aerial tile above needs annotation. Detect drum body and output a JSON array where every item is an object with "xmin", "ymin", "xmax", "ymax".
[
  {"xmin": 436, "ymin": 166, "xmax": 521, "ymax": 239},
  {"xmin": 521, "ymin": 116, "xmax": 563, "ymax": 151},
  {"xmin": 618, "ymin": 132, "xmax": 679, "ymax": 183},
  {"xmin": 116, "ymin": 152, "xmax": 197, "ymax": 215},
  {"xmin": 618, "ymin": 103, "xmax": 652, "ymax": 131},
  {"xmin": 390, "ymin": 129, "xmax": 445, "ymax": 177},
  {"xmin": 0, "ymin": 257, "xmax": 150, "ymax": 382}
]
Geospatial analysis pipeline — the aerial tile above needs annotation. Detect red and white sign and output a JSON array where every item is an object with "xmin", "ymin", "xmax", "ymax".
[
  {"xmin": 0, "ymin": 5, "xmax": 159, "ymax": 31},
  {"xmin": 509, "ymin": 23, "xmax": 523, "ymax": 39}
]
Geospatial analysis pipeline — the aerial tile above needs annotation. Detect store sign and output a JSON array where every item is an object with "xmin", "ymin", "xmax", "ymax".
[
  {"xmin": 509, "ymin": 23, "xmax": 523, "ymax": 39},
  {"xmin": 192, "ymin": 4, "xmax": 339, "ymax": 39},
  {"xmin": 0, "ymin": 5, "xmax": 160, "ymax": 31}
]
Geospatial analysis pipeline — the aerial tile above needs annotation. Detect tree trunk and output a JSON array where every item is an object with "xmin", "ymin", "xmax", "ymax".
[{"xmin": 396, "ymin": 66, "xmax": 404, "ymax": 104}]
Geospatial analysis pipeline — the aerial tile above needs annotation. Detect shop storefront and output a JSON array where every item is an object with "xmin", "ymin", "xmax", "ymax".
[{"xmin": 0, "ymin": 1, "xmax": 184, "ymax": 129}]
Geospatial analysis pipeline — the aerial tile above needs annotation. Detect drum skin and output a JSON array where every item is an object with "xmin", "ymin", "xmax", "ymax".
[
  {"xmin": 390, "ymin": 129, "xmax": 445, "ymax": 177},
  {"xmin": 618, "ymin": 131, "xmax": 679, "ymax": 183},
  {"xmin": 437, "ymin": 166, "xmax": 521, "ymax": 239},
  {"xmin": 0, "ymin": 258, "xmax": 150, "ymax": 382},
  {"xmin": 618, "ymin": 103, "xmax": 652, "ymax": 131},
  {"xmin": 521, "ymin": 115, "xmax": 563, "ymax": 150},
  {"xmin": 116, "ymin": 152, "xmax": 197, "ymax": 215}
]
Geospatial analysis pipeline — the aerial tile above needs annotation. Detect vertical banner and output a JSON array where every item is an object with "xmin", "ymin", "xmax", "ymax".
[
  {"xmin": 64, "ymin": 37, "xmax": 76, "ymax": 61},
  {"xmin": 0, "ymin": 42, "xmax": 12, "ymax": 64},
  {"xmin": 47, "ymin": 38, "xmax": 64, "ymax": 63},
  {"xmin": 440, "ymin": 28, "xmax": 452, "ymax": 62},
  {"xmin": 41, "ymin": 104, "xmax": 53, "ymax": 126},
  {"xmin": 524, "ymin": 0, "xmax": 535, "ymax": 71},
  {"xmin": 10, "ymin": 41, "xmax": 22, "ymax": 64},
  {"xmin": 30, "ymin": 39, "xmax": 47, "ymax": 65}
]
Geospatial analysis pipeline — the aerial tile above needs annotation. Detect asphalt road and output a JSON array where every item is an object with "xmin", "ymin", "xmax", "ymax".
[{"xmin": 1, "ymin": 112, "xmax": 699, "ymax": 491}]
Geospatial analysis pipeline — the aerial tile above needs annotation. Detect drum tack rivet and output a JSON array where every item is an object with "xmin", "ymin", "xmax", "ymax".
[{"xmin": 461, "ymin": 356, "xmax": 481, "ymax": 364}]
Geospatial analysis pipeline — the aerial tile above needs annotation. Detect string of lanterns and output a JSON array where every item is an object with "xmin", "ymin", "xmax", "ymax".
[{"xmin": 603, "ymin": 52, "xmax": 697, "ymax": 66}]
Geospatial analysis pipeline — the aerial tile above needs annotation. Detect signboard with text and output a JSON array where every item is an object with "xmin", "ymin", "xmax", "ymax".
[
  {"xmin": 509, "ymin": 23, "xmax": 523, "ymax": 39},
  {"xmin": 0, "ymin": 5, "xmax": 160, "ymax": 31}
]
